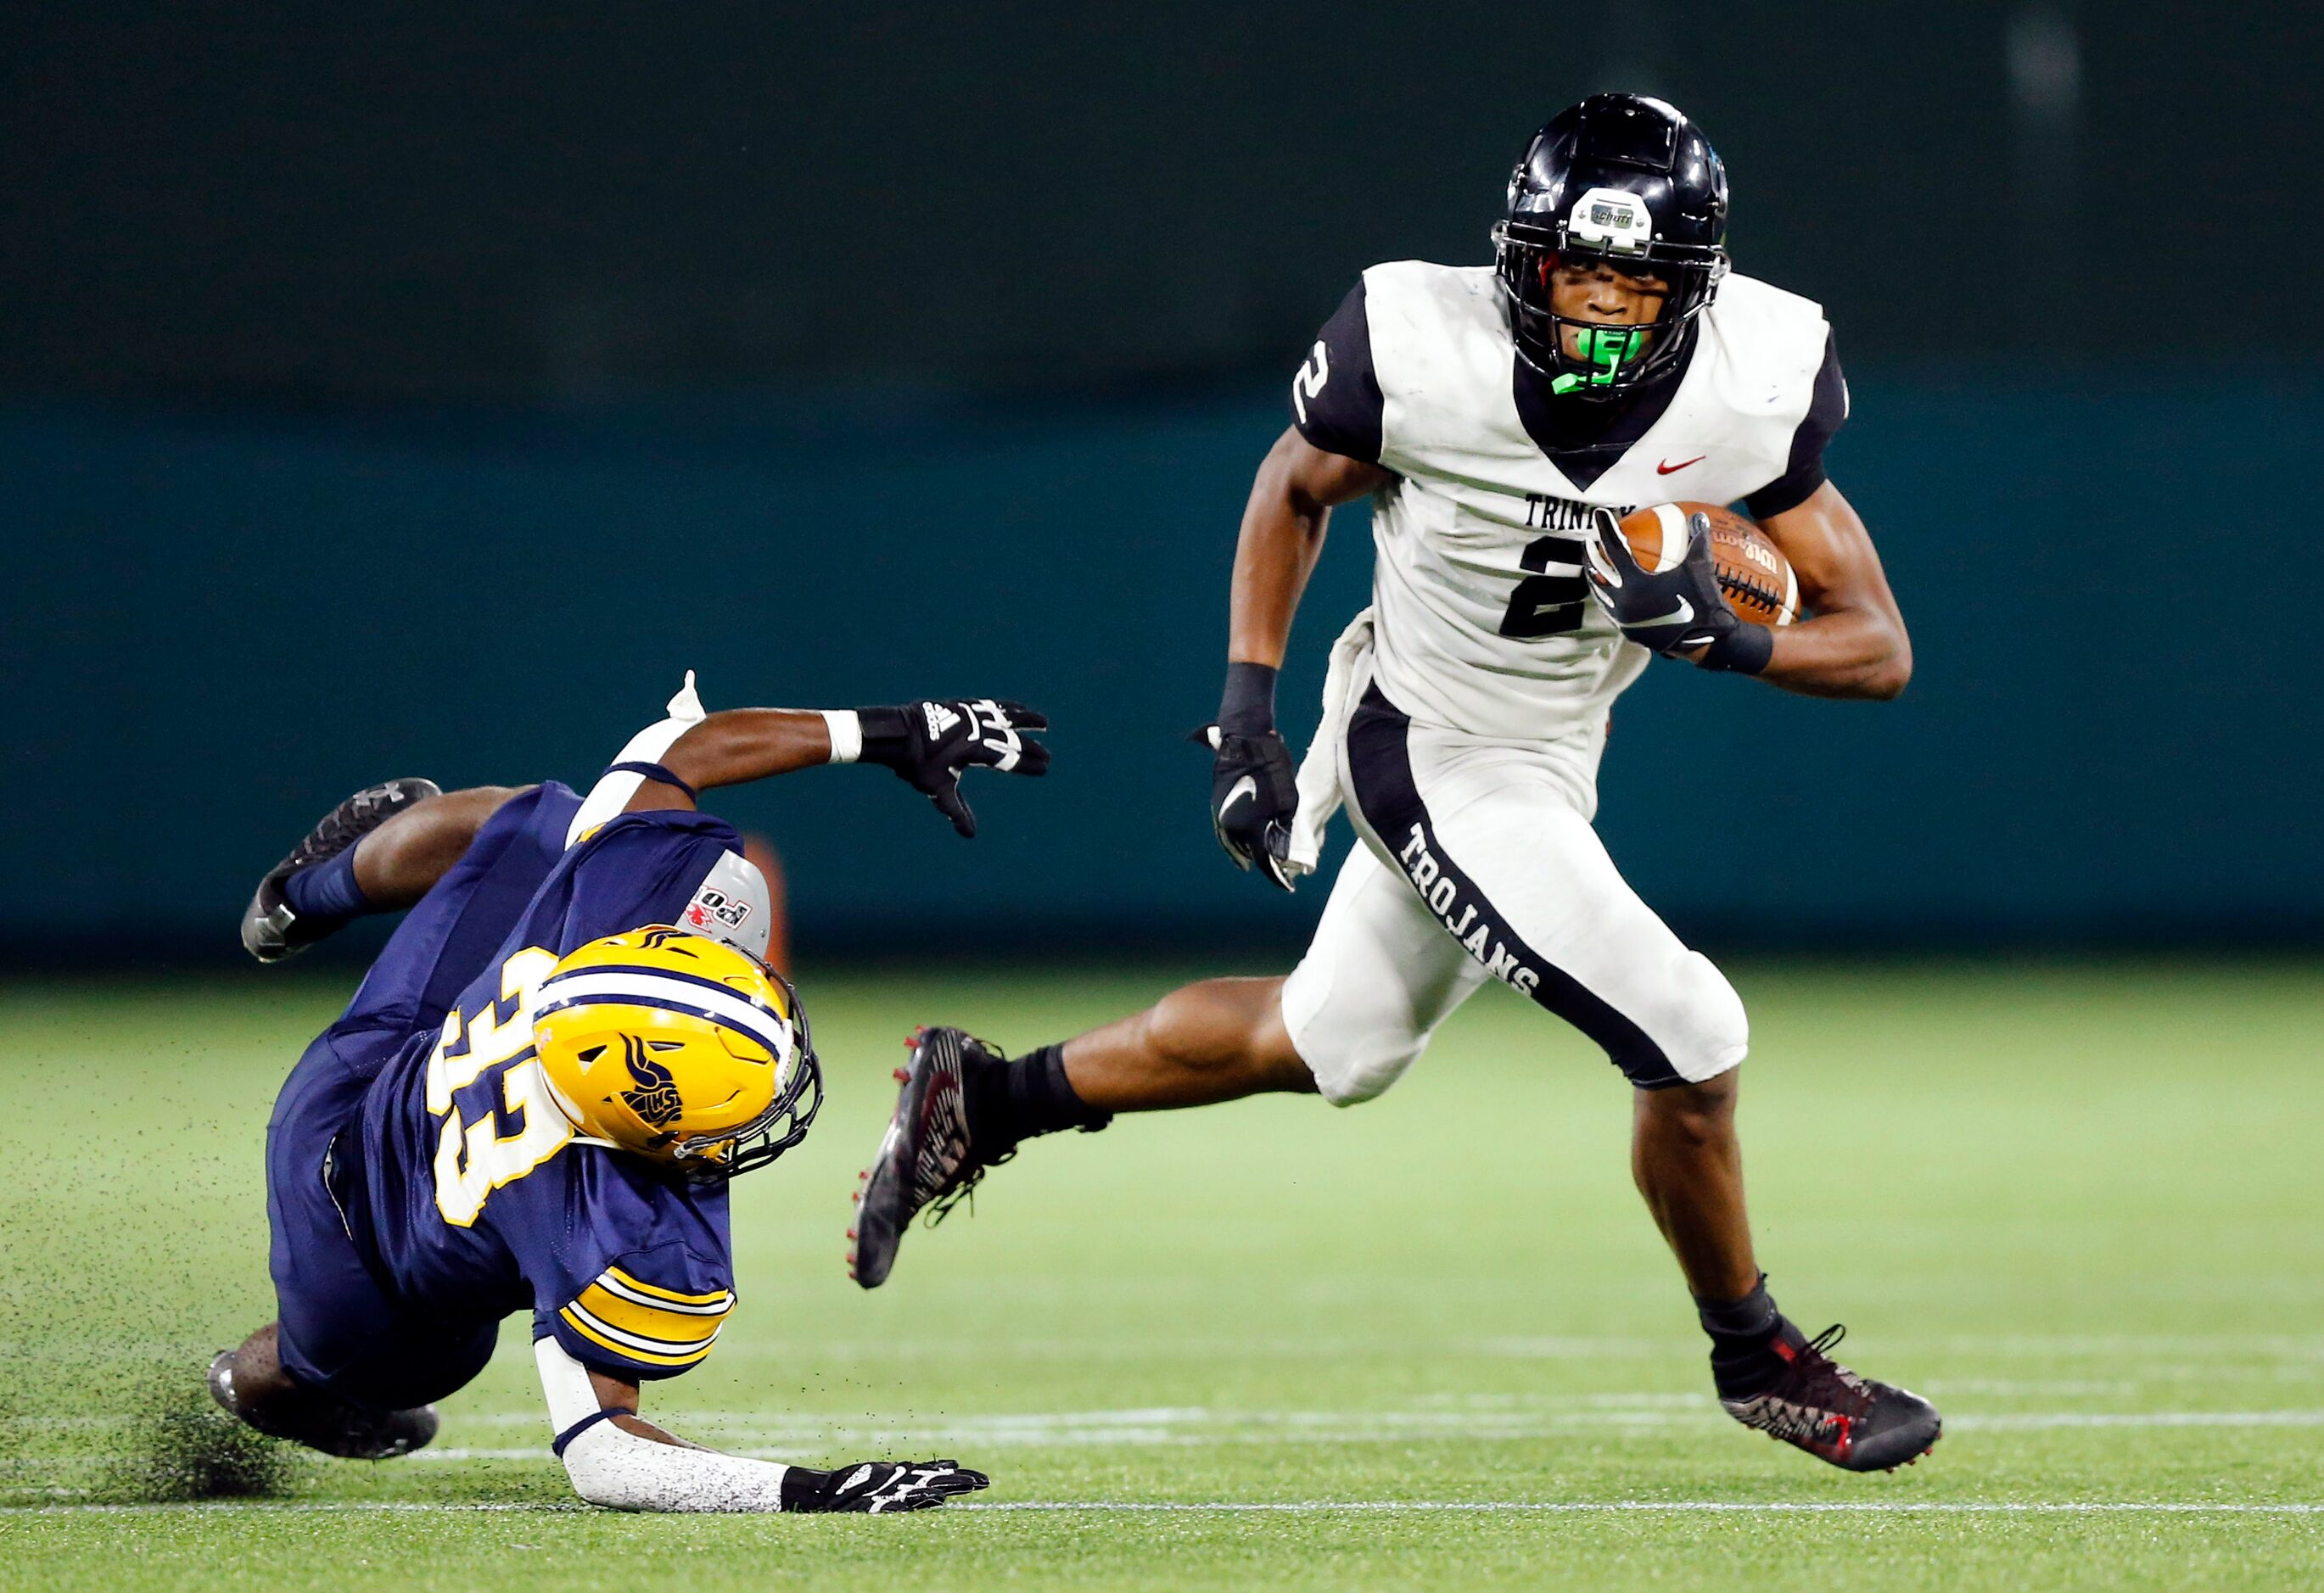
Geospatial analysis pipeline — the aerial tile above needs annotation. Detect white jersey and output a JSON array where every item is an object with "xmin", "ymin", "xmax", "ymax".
[{"xmin": 1291, "ymin": 260, "xmax": 1835, "ymax": 784}]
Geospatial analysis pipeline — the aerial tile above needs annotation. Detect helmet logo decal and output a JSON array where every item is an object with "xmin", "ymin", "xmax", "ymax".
[
  {"xmin": 1567, "ymin": 187, "xmax": 1654, "ymax": 255},
  {"xmin": 618, "ymin": 1034, "xmax": 686, "ymax": 1126}
]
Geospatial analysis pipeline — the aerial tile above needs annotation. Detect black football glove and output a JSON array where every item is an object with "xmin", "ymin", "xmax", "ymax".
[
  {"xmin": 781, "ymin": 1458, "xmax": 991, "ymax": 1514},
  {"xmin": 1195, "ymin": 724, "xmax": 1298, "ymax": 892},
  {"xmin": 858, "ymin": 699, "xmax": 1050, "ymax": 838},
  {"xmin": 1583, "ymin": 508, "xmax": 1772, "ymax": 674}
]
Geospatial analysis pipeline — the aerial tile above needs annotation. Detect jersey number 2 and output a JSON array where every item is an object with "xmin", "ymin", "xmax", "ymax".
[
  {"xmin": 1291, "ymin": 340, "xmax": 1330, "ymax": 424},
  {"xmin": 1497, "ymin": 535, "xmax": 1588, "ymax": 638}
]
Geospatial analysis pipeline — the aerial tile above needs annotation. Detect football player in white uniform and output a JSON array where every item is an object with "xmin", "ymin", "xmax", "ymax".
[{"xmin": 852, "ymin": 95, "xmax": 1936, "ymax": 1473}]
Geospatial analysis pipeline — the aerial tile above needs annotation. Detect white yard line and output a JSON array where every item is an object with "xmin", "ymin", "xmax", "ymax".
[
  {"xmin": 957, "ymin": 1513, "xmax": 2324, "ymax": 1523},
  {"xmin": 3, "ymin": 1499, "xmax": 2320, "ymax": 1518},
  {"xmin": 1950, "ymin": 1411, "xmax": 2324, "ymax": 1431},
  {"xmin": 0, "ymin": 1513, "xmax": 571, "ymax": 1523},
  {"xmin": 1473, "ymin": 1334, "xmax": 2324, "ymax": 1360},
  {"xmin": 692, "ymin": 1334, "xmax": 2324, "ymax": 1363},
  {"xmin": 376, "ymin": 1408, "xmax": 2324, "ymax": 1458},
  {"xmin": 29, "ymin": 1402, "xmax": 2319, "ymax": 1445},
  {"xmin": 12, "ymin": 1334, "xmax": 2324, "ymax": 1366},
  {"xmin": 9, "ymin": 1409, "xmax": 2324, "ymax": 1471}
]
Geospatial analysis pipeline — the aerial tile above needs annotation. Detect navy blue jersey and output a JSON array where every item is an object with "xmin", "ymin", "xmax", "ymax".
[{"xmin": 333, "ymin": 791, "xmax": 749, "ymax": 1380}]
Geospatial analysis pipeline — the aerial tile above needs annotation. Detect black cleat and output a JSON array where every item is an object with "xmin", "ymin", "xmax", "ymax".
[
  {"xmin": 848, "ymin": 1026, "xmax": 1011, "ymax": 1289},
  {"xmin": 1719, "ymin": 1323, "xmax": 1942, "ymax": 1473},
  {"xmin": 241, "ymin": 778, "xmax": 440, "ymax": 963},
  {"xmin": 206, "ymin": 1350, "xmax": 439, "ymax": 1462}
]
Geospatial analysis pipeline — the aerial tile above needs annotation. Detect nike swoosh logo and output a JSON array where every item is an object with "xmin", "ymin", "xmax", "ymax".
[
  {"xmin": 1218, "ymin": 774, "xmax": 1258, "ymax": 816},
  {"xmin": 1656, "ymin": 456, "xmax": 1706, "ymax": 474},
  {"xmin": 1631, "ymin": 596, "xmax": 1695, "ymax": 627}
]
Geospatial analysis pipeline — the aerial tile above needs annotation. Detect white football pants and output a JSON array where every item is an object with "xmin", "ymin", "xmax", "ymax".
[{"xmin": 1280, "ymin": 682, "xmax": 1747, "ymax": 1104}]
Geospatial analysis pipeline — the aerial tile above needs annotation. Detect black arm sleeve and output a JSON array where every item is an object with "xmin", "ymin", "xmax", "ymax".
[
  {"xmin": 1288, "ymin": 277, "xmax": 1385, "ymax": 464},
  {"xmin": 1744, "ymin": 329, "xmax": 1848, "ymax": 520}
]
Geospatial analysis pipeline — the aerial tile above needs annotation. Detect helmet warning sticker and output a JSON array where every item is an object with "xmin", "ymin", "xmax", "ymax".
[
  {"xmin": 681, "ymin": 850, "xmax": 773, "ymax": 961},
  {"xmin": 684, "ymin": 886, "xmax": 751, "ymax": 935}
]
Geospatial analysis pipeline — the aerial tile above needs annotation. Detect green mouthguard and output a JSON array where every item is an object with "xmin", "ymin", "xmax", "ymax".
[{"xmin": 1550, "ymin": 326, "xmax": 1646, "ymax": 394}]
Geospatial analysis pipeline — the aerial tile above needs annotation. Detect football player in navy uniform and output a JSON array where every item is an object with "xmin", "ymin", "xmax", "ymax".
[
  {"xmin": 850, "ymin": 96, "xmax": 1940, "ymax": 1473},
  {"xmin": 210, "ymin": 675, "xmax": 1044, "ymax": 1512}
]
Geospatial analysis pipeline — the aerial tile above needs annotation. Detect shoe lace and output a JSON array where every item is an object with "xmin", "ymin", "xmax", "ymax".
[
  {"xmin": 916, "ymin": 1032, "xmax": 1016, "ymax": 1229},
  {"xmin": 921, "ymin": 1145, "xmax": 1015, "ymax": 1227},
  {"xmin": 1774, "ymin": 1324, "xmax": 1874, "ymax": 1421}
]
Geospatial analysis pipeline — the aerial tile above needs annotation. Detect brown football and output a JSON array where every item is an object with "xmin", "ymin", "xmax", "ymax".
[{"xmin": 1616, "ymin": 501, "xmax": 1800, "ymax": 627}]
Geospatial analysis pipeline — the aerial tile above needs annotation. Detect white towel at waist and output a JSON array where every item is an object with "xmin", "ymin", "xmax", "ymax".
[{"xmin": 1285, "ymin": 607, "xmax": 1375, "ymax": 879}]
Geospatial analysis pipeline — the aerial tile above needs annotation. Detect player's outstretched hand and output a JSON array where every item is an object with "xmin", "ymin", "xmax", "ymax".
[
  {"xmin": 786, "ymin": 1458, "xmax": 991, "ymax": 1514},
  {"xmin": 1196, "ymin": 724, "xmax": 1297, "ymax": 892},
  {"xmin": 857, "ymin": 699, "xmax": 1050, "ymax": 838},
  {"xmin": 1583, "ymin": 507, "xmax": 1742, "ymax": 658}
]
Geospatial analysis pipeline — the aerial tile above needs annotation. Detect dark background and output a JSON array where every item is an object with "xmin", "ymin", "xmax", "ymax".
[
  {"xmin": 6, "ymin": 2, "xmax": 2317, "ymax": 398},
  {"xmin": 4, "ymin": 3, "xmax": 2320, "ymax": 961}
]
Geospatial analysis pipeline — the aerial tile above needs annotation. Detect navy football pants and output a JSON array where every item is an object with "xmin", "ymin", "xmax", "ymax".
[{"xmin": 265, "ymin": 782, "xmax": 581, "ymax": 1410}]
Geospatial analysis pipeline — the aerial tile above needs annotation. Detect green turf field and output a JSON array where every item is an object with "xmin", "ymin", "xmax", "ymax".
[{"xmin": 1, "ymin": 961, "xmax": 2319, "ymax": 1590}]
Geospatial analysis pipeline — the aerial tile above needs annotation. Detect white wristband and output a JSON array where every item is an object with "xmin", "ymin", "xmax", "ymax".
[{"xmin": 820, "ymin": 709, "xmax": 863, "ymax": 765}]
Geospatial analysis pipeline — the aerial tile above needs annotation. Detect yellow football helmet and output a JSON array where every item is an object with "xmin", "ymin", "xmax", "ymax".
[{"xmin": 532, "ymin": 925, "xmax": 821, "ymax": 1177}]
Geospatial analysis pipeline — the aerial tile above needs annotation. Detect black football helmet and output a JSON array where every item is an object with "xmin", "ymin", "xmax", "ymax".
[{"xmin": 1493, "ymin": 93, "xmax": 1730, "ymax": 399}]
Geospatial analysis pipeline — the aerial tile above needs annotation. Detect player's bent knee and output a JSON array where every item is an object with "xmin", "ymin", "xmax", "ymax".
[
  {"xmin": 1649, "ymin": 950, "xmax": 1749, "ymax": 1085},
  {"xmin": 1279, "ymin": 938, "xmax": 1442, "ymax": 1105},
  {"xmin": 1280, "ymin": 981, "xmax": 1434, "ymax": 1106},
  {"xmin": 1299, "ymin": 1027, "xmax": 1431, "ymax": 1107},
  {"xmin": 444, "ymin": 784, "xmax": 538, "ymax": 824}
]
